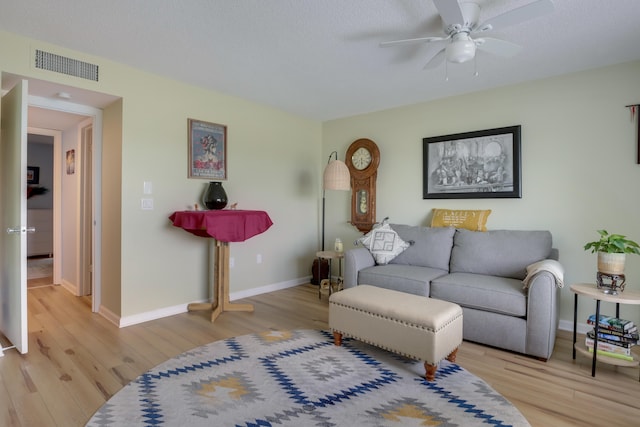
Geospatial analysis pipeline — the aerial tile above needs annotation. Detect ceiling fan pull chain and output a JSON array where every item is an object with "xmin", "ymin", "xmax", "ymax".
[
  {"xmin": 445, "ymin": 60, "xmax": 449, "ymax": 82},
  {"xmin": 474, "ymin": 56, "xmax": 479, "ymax": 77}
]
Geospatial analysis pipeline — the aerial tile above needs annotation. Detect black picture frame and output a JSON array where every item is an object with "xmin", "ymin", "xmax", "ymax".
[
  {"xmin": 27, "ymin": 166, "xmax": 39, "ymax": 184},
  {"xmin": 423, "ymin": 125, "xmax": 521, "ymax": 199}
]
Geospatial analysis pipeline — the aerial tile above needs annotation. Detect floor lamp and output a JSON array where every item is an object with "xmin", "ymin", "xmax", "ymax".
[{"xmin": 322, "ymin": 151, "xmax": 350, "ymax": 250}]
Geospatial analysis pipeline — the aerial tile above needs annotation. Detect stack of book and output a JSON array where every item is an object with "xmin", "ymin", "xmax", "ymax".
[{"xmin": 585, "ymin": 314, "xmax": 638, "ymax": 361}]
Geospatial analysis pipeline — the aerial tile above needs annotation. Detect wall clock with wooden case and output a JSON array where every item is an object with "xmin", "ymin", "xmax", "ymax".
[{"xmin": 346, "ymin": 138, "xmax": 380, "ymax": 233}]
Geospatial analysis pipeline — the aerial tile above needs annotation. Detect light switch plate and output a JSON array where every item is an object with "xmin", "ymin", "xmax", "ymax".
[{"xmin": 143, "ymin": 181, "xmax": 153, "ymax": 194}]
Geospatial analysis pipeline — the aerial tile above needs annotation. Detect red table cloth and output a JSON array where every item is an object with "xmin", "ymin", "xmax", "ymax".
[{"xmin": 169, "ymin": 210, "xmax": 273, "ymax": 242}]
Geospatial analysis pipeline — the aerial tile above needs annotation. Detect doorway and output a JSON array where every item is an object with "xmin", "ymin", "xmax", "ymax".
[
  {"xmin": 2, "ymin": 73, "xmax": 120, "ymax": 355},
  {"xmin": 26, "ymin": 132, "xmax": 55, "ymax": 290},
  {"xmin": 27, "ymin": 108, "xmax": 96, "ymax": 304}
]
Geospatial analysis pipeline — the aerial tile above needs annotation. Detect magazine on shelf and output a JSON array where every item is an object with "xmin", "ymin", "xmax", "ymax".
[
  {"xmin": 587, "ymin": 329, "xmax": 638, "ymax": 345},
  {"xmin": 587, "ymin": 347, "xmax": 634, "ymax": 361},
  {"xmin": 587, "ymin": 314, "xmax": 635, "ymax": 332},
  {"xmin": 585, "ymin": 337, "xmax": 632, "ymax": 355}
]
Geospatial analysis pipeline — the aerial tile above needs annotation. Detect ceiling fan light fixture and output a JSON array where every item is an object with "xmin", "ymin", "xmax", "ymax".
[{"xmin": 446, "ymin": 34, "xmax": 476, "ymax": 63}]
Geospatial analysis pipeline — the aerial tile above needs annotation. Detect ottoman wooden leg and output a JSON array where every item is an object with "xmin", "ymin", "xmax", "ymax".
[
  {"xmin": 333, "ymin": 331, "xmax": 343, "ymax": 346},
  {"xmin": 446, "ymin": 347, "xmax": 458, "ymax": 363},
  {"xmin": 424, "ymin": 362, "xmax": 437, "ymax": 381}
]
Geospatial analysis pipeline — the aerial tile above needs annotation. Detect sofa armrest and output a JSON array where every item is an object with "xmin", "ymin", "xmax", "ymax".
[
  {"xmin": 525, "ymin": 269, "xmax": 560, "ymax": 360},
  {"xmin": 344, "ymin": 248, "xmax": 375, "ymax": 289}
]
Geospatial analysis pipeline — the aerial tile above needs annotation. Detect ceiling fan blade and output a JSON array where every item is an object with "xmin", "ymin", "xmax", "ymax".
[
  {"xmin": 423, "ymin": 44, "xmax": 447, "ymax": 69},
  {"xmin": 380, "ymin": 36, "xmax": 445, "ymax": 48},
  {"xmin": 475, "ymin": 37, "xmax": 523, "ymax": 57},
  {"xmin": 433, "ymin": 0, "xmax": 465, "ymax": 25},
  {"xmin": 474, "ymin": 0, "xmax": 555, "ymax": 32}
]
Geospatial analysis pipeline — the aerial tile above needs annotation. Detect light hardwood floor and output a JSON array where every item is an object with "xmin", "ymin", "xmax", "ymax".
[{"xmin": 1, "ymin": 284, "xmax": 639, "ymax": 426}]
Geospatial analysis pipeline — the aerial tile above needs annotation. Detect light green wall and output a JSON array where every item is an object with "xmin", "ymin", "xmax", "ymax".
[
  {"xmin": 1, "ymin": 30, "xmax": 322, "ymax": 318},
  {"xmin": 102, "ymin": 99, "xmax": 123, "ymax": 314},
  {"xmin": 3, "ymin": 28, "xmax": 640, "ymax": 329},
  {"xmin": 323, "ymin": 60, "xmax": 640, "ymax": 328}
]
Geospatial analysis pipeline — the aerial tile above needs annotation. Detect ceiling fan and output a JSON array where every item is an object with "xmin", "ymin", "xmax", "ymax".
[{"xmin": 380, "ymin": 0, "xmax": 555, "ymax": 69}]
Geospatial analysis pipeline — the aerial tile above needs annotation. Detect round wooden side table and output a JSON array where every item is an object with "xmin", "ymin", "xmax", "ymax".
[
  {"xmin": 570, "ymin": 283, "xmax": 640, "ymax": 379},
  {"xmin": 316, "ymin": 250, "xmax": 344, "ymax": 299}
]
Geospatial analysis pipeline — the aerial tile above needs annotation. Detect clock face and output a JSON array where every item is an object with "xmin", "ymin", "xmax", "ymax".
[{"xmin": 352, "ymin": 147, "xmax": 372, "ymax": 170}]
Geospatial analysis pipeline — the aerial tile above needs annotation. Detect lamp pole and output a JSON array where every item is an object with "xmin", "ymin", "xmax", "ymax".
[{"xmin": 321, "ymin": 151, "xmax": 338, "ymax": 251}]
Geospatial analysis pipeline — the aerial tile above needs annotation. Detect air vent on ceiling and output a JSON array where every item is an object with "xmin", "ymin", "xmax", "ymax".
[{"xmin": 34, "ymin": 49, "xmax": 99, "ymax": 82}]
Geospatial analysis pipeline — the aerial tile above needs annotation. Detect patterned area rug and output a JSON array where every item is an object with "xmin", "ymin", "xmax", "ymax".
[{"xmin": 87, "ymin": 329, "xmax": 530, "ymax": 427}]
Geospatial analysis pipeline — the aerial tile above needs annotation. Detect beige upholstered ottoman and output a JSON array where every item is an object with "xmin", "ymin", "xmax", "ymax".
[{"xmin": 329, "ymin": 285, "xmax": 463, "ymax": 381}]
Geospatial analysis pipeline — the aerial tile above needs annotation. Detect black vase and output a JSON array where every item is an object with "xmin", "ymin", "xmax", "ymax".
[{"xmin": 203, "ymin": 181, "xmax": 228, "ymax": 210}]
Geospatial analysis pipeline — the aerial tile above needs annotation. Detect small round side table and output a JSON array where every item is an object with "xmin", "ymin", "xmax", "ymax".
[
  {"xmin": 315, "ymin": 250, "xmax": 344, "ymax": 299},
  {"xmin": 571, "ymin": 283, "xmax": 640, "ymax": 379}
]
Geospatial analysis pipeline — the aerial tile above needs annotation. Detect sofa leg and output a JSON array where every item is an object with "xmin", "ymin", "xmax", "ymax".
[
  {"xmin": 333, "ymin": 331, "xmax": 342, "ymax": 346},
  {"xmin": 424, "ymin": 362, "xmax": 437, "ymax": 381},
  {"xmin": 446, "ymin": 347, "xmax": 458, "ymax": 363}
]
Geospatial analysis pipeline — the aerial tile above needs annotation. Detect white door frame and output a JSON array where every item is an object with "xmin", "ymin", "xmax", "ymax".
[
  {"xmin": 79, "ymin": 123, "xmax": 93, "ymax": 296},
  {"xmin": 28, "ymin": 95, "xmax": 103, "ymax": 313}
]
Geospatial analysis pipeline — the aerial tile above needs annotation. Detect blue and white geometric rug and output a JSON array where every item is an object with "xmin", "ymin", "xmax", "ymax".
[{"xmin": 86, "ymin": 329, "xmax": 530, "ymax": 426}]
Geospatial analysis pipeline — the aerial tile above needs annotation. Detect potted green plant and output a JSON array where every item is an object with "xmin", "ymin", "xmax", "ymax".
[{"xmin": 584, "ymin": 229, "xmax": 640, "ymax": 274}]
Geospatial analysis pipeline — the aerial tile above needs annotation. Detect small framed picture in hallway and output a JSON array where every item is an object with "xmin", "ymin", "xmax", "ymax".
[
  {"xmin": 27, "ymin": 166, "xmax": 39, "ymax": 184},
  {"xmin": 66, "ymin": 150, "xmax": 75, "ymax": 175}
]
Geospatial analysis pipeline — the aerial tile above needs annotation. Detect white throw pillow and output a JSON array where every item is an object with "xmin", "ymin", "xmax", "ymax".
[{"xmin": 358, "ymin": 221, "xmax": 410, "ymax": 265}]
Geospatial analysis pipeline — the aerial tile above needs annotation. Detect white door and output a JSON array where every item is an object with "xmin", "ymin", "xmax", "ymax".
[{"xmin": 0, "ymin": 80, "xmax": 29, "ymax": 354}]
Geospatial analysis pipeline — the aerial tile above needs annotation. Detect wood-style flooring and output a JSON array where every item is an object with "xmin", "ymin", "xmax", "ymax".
[{"xmin": 0, "ymin": 284, "xmax": 639, "ymax": 426}]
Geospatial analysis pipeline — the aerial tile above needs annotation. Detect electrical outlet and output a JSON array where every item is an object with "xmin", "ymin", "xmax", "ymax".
[
  {"xmin": 229, "ymin": 257, "xmax": 235, "ymax": 268},
  {"xmin": 256, "ymin": 254, "xmax": 262, "ymax": 264},
  {"xmin": 141, "ymin": 198, "xmax": 153, "ymax": 210}
]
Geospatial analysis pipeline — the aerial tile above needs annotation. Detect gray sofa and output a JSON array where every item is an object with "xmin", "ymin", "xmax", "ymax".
[{"xmin": 344, "ymin": 225, "xmax": 561, "ymax": 360}]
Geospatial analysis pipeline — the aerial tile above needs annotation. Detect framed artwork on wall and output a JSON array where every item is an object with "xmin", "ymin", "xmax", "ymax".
[
  {"xmin": 423, "ymin": 125, "xmax": 522, "ymax": 199},
  {"xmin": 66, "ymin": 149, "xmax": 75, "ymax": 175},
  {"xmin": 188, "ymin": 119, "xmax": 227, "ymax": 180},
  {"xmin": 27, "ymin": 166, "xmax": 39, "ymax": 184}
]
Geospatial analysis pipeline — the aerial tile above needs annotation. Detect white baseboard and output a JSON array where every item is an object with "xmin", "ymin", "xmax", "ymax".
[
  {"xmin": 115, "ymin": 277, "xmax": 310, "ymax": 328},
  {"xmin": 229, "ymin": 277, "xmax": 309, "ymax": 300},
  {"xmin": 98, "ymin": 304, "xmax": 121, "ymax": 327},
  {"xmin": 60, "ymin": 279, "xmax": 78, "ymax": 296},
  {"xmin": 558, "ymin": 319, "xmax": 591, "ymax": 335},
  {"xmin": 118, "ymin": 302, "xmax": 192, "ymax": 328}
]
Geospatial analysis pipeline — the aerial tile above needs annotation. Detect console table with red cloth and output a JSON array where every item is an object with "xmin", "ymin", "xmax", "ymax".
[{"xmin": 169, "ymin": 210, "xmax": 273, "ymax": 322}]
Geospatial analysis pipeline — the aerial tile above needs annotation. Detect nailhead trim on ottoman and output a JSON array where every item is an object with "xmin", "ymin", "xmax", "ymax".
[{"xmin": 329, "ymin": 284, "xmax": 463, "ymax": 381}]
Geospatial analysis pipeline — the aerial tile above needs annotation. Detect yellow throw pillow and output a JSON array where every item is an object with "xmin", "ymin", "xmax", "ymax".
[{"xmin": 430, "ymin": 209, "xmax": 491, "ymax": 232}]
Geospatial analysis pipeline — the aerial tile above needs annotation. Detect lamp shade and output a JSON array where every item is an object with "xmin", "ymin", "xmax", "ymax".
[{"xmin": 323, "ymin": 159, "xmax": 350, "ymax": 191}]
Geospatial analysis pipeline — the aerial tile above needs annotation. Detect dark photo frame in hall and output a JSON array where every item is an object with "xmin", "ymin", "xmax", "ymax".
[
  {"xmin": 27, "ymin": 166, "xmax": 39, "ymax": 184},
  {"xmin": 423, "ymin": 125, "xmax": 522, "ymax": 199}
]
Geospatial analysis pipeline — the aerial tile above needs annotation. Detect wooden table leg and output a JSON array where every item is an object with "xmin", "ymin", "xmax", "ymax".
[{"xmin": 188, "ymin": 239, "xmax": 254, "ymax": 322}]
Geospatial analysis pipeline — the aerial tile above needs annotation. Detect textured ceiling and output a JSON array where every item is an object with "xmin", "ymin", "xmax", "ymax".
[{"xmin": 1, "ymin": 0, "xmax": 640, "ymax": 121}]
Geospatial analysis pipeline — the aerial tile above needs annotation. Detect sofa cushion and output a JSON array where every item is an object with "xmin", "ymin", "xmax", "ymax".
[
  {"xmin": 431, "ymin": 208, "xmax": 491, "ymax": 231},
  {"xmin": 389, "ymin": 224, "xmax": 455, "ymax": 271},
  {"xmin": 450, "ymin": 229, "xmax": 552, "ymax": 280},
  {"xmin": 357, "ymin": 221, "xmax": 410, "ymax": 265},
  {"xmin": 358, "ymin": 264, "xmax": 448, "ymax": 297},
  {"xmin": 430, "ymin": 272, "xmax": 527, "ymax": 317}
]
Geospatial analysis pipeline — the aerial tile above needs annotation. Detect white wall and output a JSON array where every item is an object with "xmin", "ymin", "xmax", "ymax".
[
  {"xmin": 60, "ymin": 126, "xmax": 79, "ymax": 290},
  {"xmin": 323, "ymin": 60, "xmax": 640, "ymax": 328},
  {"xmin": 1, "ymin": 30, "xmax": 322, "ymax": 321},
  {"xmin": 4, "ymin": 28, "xmax": 640, "ymax": 329}
]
